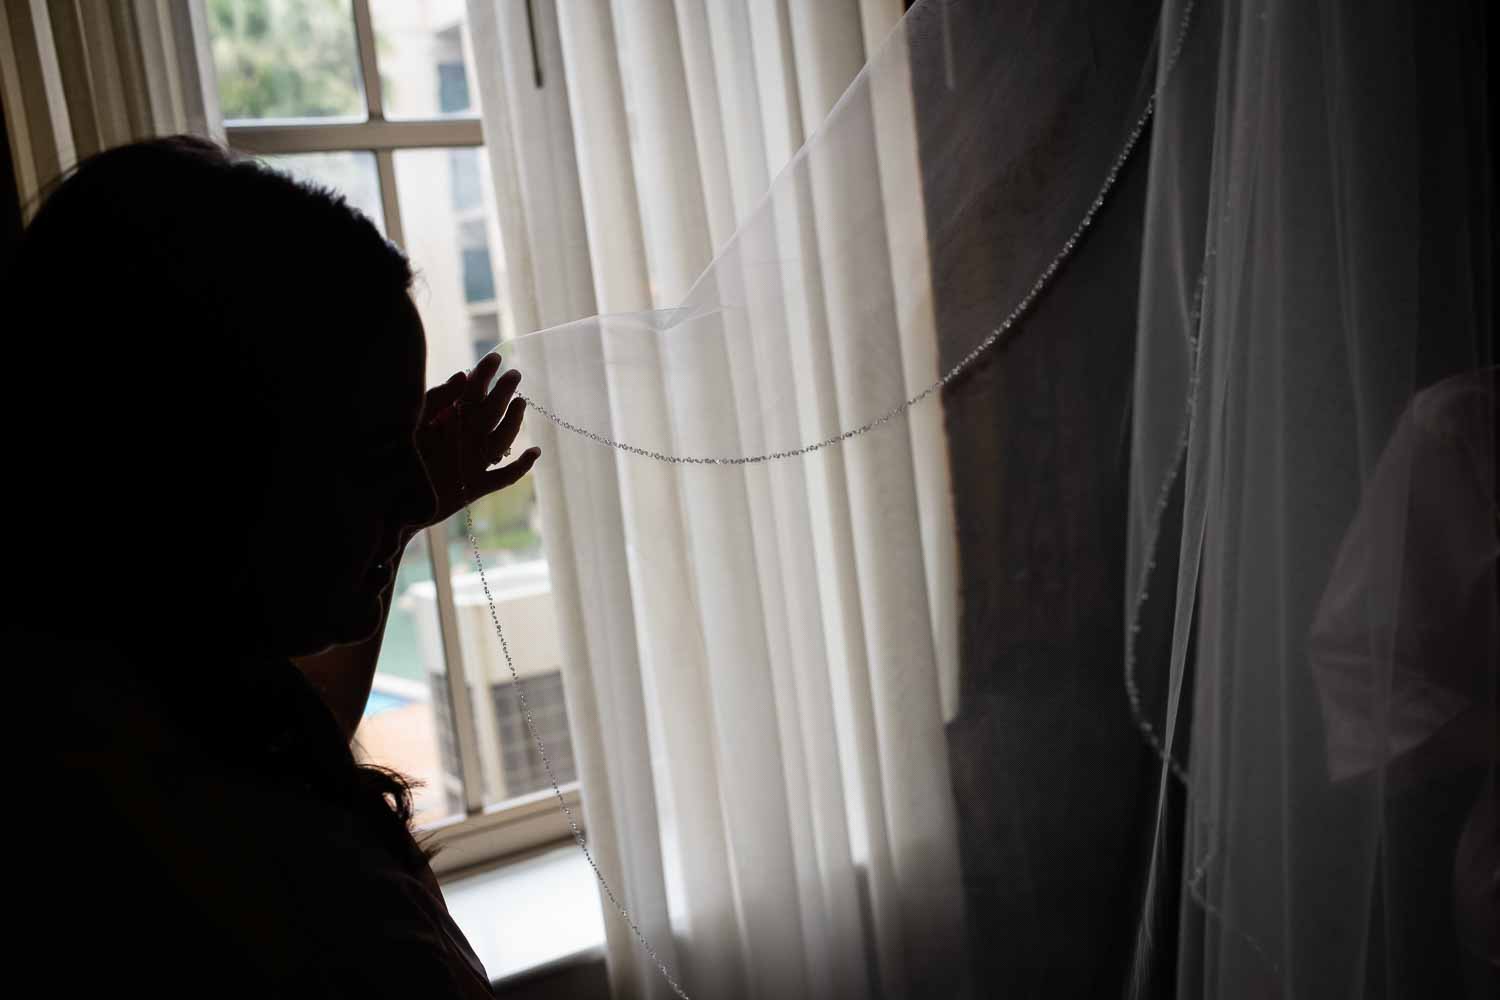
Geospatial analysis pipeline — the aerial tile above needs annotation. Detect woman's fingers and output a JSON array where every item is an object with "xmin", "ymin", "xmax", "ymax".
[
  {"xmin": 486, "ymin": 396, "xmax": 526, "ymax": 464},
  {"xmin": 424, "ymin": 355, "xmax": 524, "ymax": 437},
  {"xmin": 465, "ymin": 353, "xmax": 503, "ymax": 408},
  {"xmin": 476, "ymin": 367, "xmax": 522, "ymax": 431},
  {"xmin": 423, "ymin": 370, "xmax": 467, "ymax": 421},
  {"xmin": 472, "ymin": 447, "xmax": 541, "ymax": 497}
]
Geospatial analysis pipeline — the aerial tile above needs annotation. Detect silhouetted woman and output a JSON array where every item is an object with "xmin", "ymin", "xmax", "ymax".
[{"xmin": 4, "ymin": 135, "xmax": 538, "ymax": 997}]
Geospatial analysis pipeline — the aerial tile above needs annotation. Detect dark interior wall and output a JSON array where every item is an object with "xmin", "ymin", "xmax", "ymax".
[{"xmin": 913, "ymin": 1, "xmax": 1168, "ymax": 995}]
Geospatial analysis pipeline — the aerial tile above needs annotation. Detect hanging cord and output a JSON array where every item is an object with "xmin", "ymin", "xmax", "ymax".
[
  {"xmin": 459, "ymin": 3, "xmax": 1200, "ymax": 997},
  {"xmin": 454, "ymin": 418, "xmax": 691, "ymax": 1000}
]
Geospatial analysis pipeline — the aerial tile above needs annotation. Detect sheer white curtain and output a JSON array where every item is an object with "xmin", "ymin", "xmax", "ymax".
[
  {"xmin": 0, "ymin": 0, "xmax": 220, "ymax": 216},
  {"xmin": 467, "ymin": 2, "xmax": 965, "ymax": 997}
]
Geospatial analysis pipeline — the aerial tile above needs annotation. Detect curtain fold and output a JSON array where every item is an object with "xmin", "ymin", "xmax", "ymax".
[
  {"xmin": 470, "ymin": 1, "xmax": 967, "ymax": 996},
  {"xmin": 0, "ymin": 0, "xmax": 220, "ymax": 216}
]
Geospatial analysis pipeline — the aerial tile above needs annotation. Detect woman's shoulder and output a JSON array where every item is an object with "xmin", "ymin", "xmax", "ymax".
[
  {"xmin": 33, "ymin": 798, "xmax": 490, "ymax": 997},
  {"xmin": 179, "ymin": 773, "xmax": 492, "ymax": 992},
  {"xmin": 20, "ymin": 632, "xmax": 489, "ymax": 992}
]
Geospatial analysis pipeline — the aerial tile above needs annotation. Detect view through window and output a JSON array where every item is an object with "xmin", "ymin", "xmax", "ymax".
[{"xmin": 207, "ymin": 0, "xmax": 579, "ymax": 844}]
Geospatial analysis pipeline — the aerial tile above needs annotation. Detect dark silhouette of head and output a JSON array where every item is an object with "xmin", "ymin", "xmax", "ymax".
[
  {"xmin": 4, "ymin": 135, "xmax": 437, "ymax": 658},
  {"xmin": 5, "ymin": 135, "xmax": 446, "ymax": 871}
]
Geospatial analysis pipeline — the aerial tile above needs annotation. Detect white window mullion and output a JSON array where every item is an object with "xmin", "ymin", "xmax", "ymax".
[
  {"xmin": 225, "ymin": 118, "xmax": 482, "ymax": 156},
  {"xmin": 349, "ymin": 0, "xmax": 383, "ymax": 121},
  {"xmin": 375, "ymin": 147, "xmax": 402, "ymax": 243},
  {"xmin": 426, "ymin": 518, "xmax": 488, "ymax": 816}
]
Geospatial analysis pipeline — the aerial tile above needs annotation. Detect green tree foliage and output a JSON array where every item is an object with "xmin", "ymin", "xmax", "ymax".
[
  {"xmin": 464, "ymin": 478, "xmax": 540, "ymax": 557},
  {"xmin": 209, "ymin": 0, "xmax": 362, "ymax": 120}
]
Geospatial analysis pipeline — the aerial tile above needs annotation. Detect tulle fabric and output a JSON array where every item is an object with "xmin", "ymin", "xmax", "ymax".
[{"xmin": 1129, "ymin": 0, "xmax": 1495, "ymax": 995}]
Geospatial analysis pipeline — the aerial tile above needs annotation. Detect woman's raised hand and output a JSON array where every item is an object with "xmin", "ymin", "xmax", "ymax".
[{"xmin": 416, "ymin": 353, "xmax": 540, "ymax": 526}]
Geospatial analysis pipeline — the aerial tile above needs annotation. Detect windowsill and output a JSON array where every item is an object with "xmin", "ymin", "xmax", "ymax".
[
  {"xmin": 440, "ymin": 841, "xmax": 607, "ymax": 987},
  {"xmin": 423, "ymin": 784, "xmax": 585, "ymax": 878}
]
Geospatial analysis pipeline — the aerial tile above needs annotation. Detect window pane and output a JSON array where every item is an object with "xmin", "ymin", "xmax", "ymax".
[
  {"xmin": 260, "ymin": 151, "xmax": 385, "ymax": 235},
  {"xmin": 353, "ymin": 531, "xmax": 466, "ymax": 828},
  {"xmin": 392, "ymin": 148, "xmax": 575, "ymax": 810},
  {"xmin": 446, "ymin": 491, "xmax": 575, "ymax": 810},
  {"xmin": 370, "ymin": 0, "xmax": 477, "ymax": 119},
  {"xmin": 208, "ymin": 0, "xmax": 365, "ymax": 122},
  {"xmin": 391, "ymin": 148, "xmax": 511, "ymax": 380}
]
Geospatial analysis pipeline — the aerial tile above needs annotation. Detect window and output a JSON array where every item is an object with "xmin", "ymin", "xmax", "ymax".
[
  {"xmin": 493, "ymin": 672, "xmax": 577, "ymax": 796},
  {"xmin": 208, "ymin": 0, "xmax": 578, "ymax": 877}
]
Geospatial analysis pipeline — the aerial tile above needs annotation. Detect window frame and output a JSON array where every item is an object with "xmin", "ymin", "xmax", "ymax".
[{"xmin": 220, "ymin": 0, "xmax": 579, "ymax": 880}]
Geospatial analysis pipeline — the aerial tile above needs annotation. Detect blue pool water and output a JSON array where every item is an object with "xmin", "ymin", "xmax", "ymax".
[{"xmin": 364, "ymin": 689, "xmax": 412, "ymax": 718}]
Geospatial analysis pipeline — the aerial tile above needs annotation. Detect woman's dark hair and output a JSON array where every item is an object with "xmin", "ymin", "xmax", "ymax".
[{"xmin": 4, "ymin": 135, "xmax": 437, "ymax": 869}]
